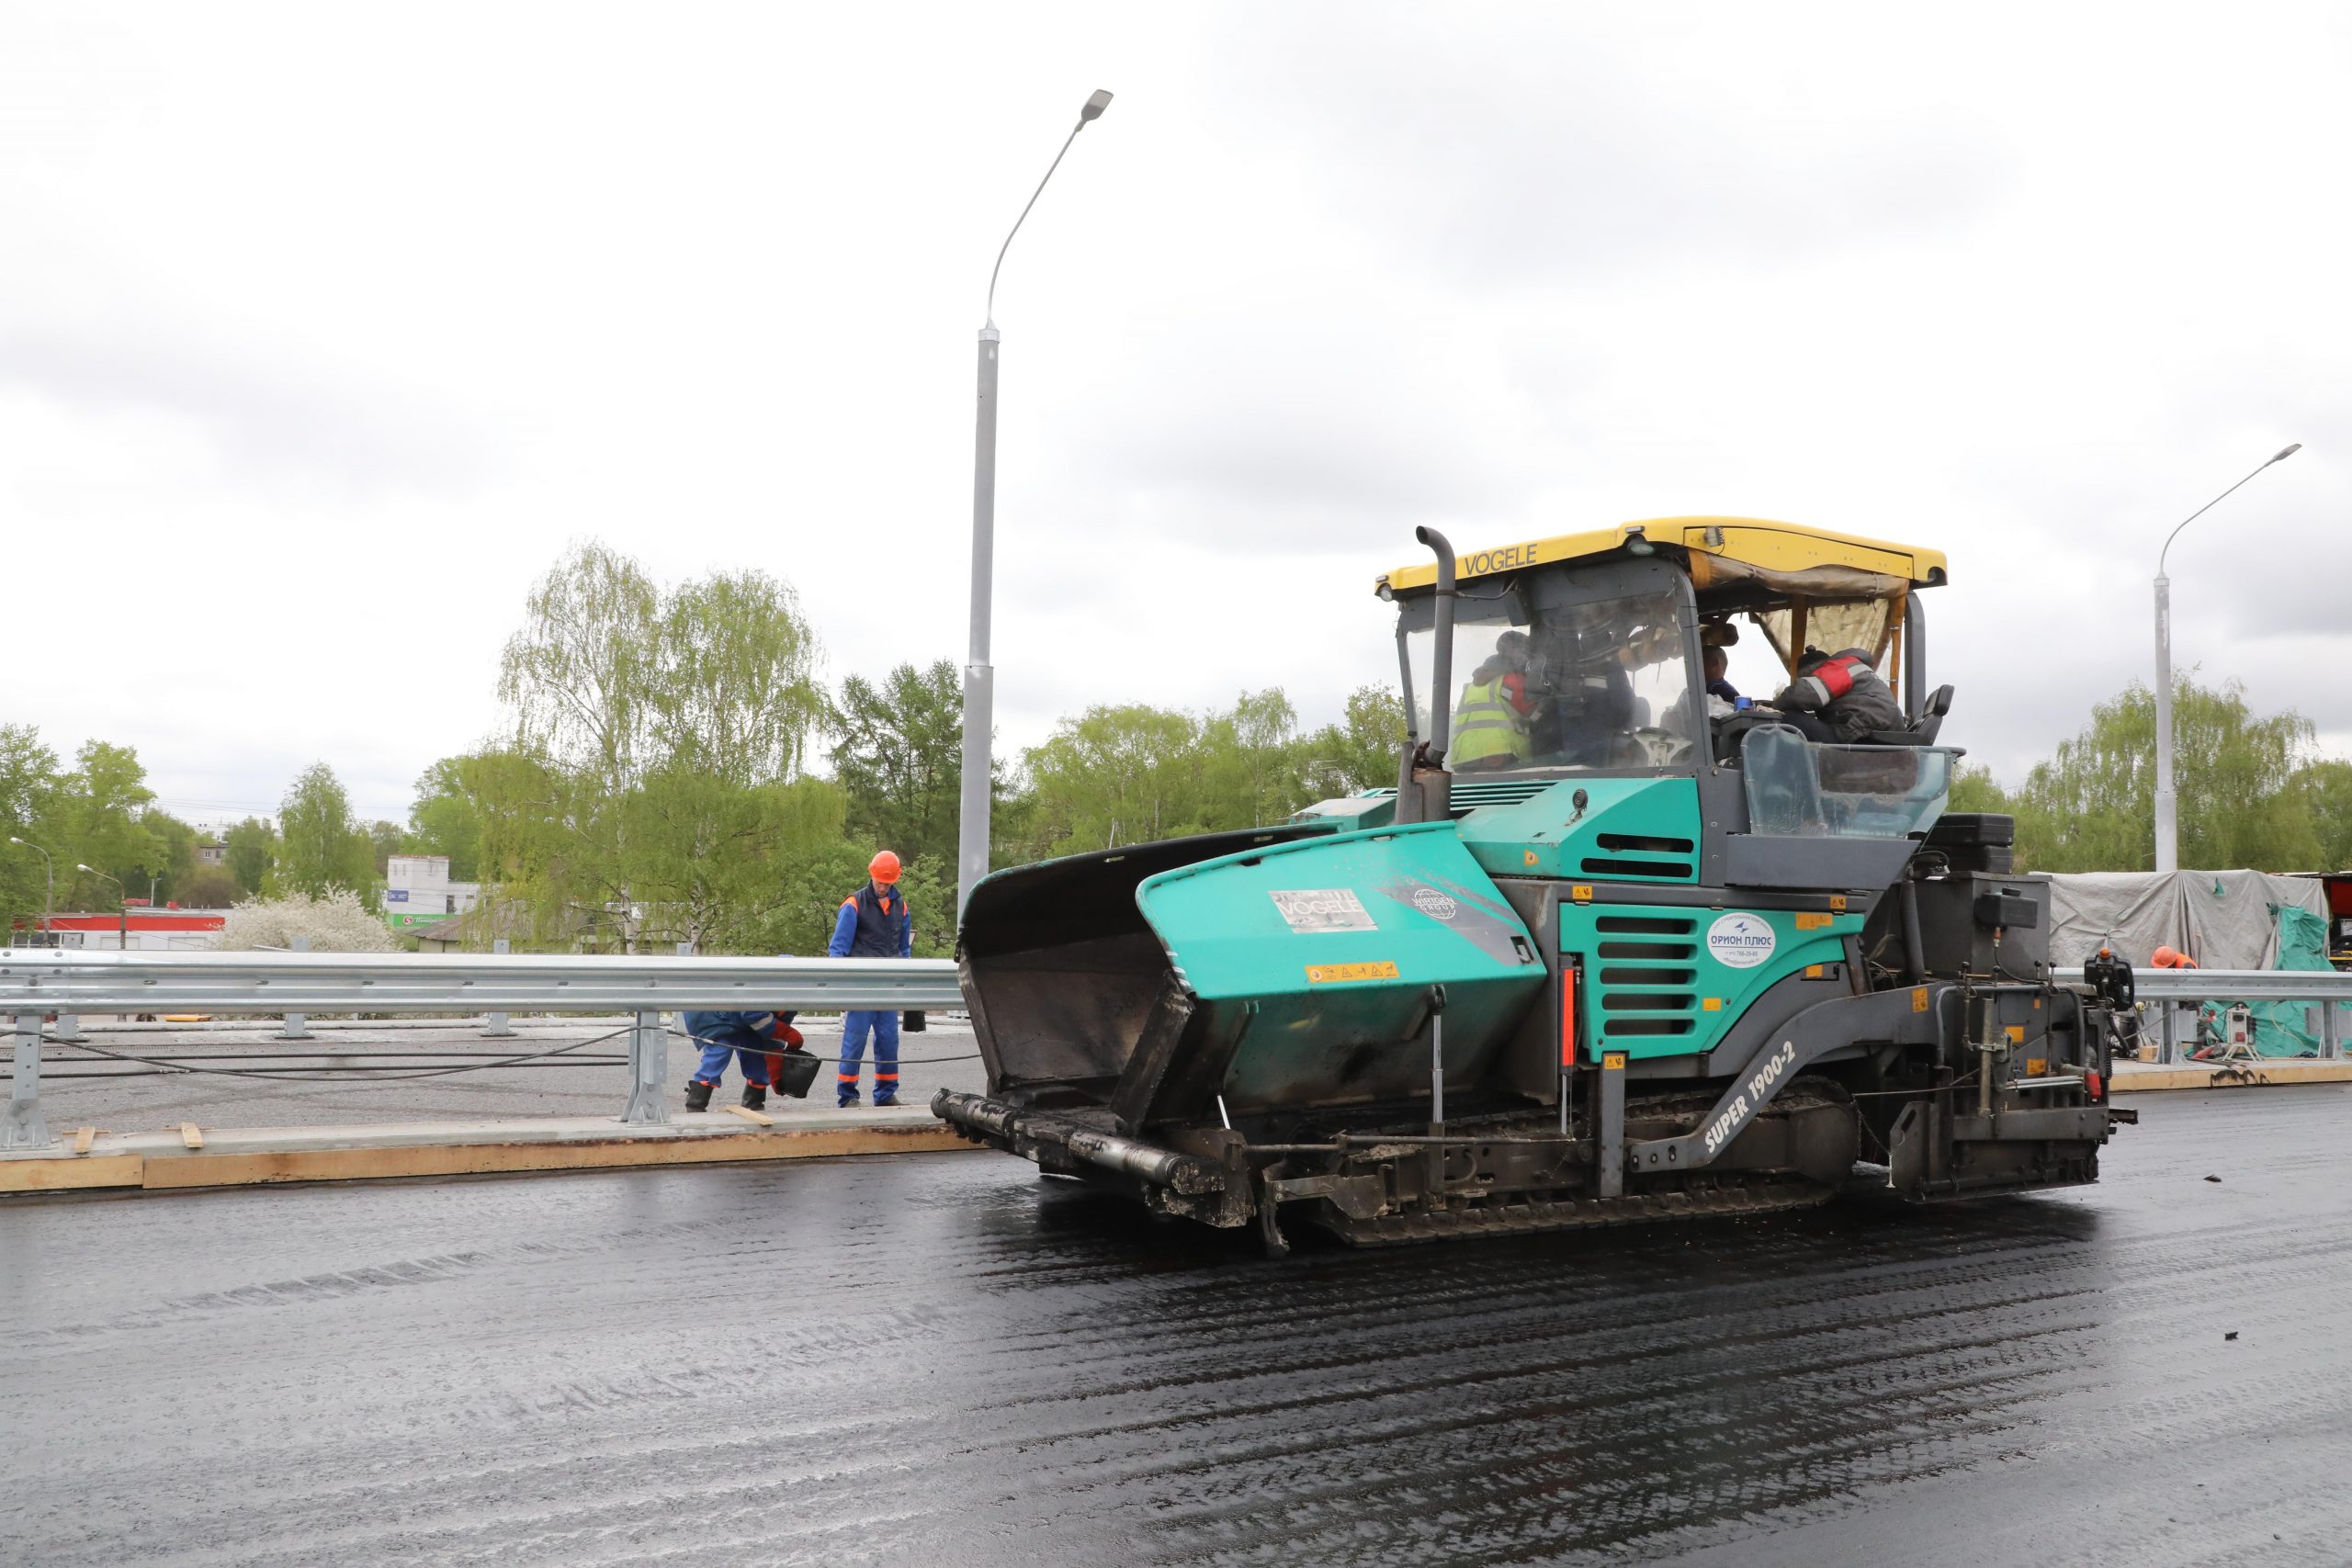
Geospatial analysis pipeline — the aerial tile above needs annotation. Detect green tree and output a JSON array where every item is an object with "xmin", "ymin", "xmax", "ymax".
[
  {"xmin": 1022, "ymin": 704, "xmax": 1208, "ymax": 855},
  {"xmin": 175, "ymin": 863, "xmax": 241, "ymax": 908},
  {"xmin": 275, "ymin": 762, "xmax": 376, "ymax": 897},
  {"xmin": 50, "ymin": 741, "xmax": 164, "ymax": 909},
  {"xmin": 408, "ymin": 758, "xmax": 486, "ymax": 881},
  {"xmin": 225, "ymin": 817, "xmax": 278, "ymax": 897},
  {"xmin": 367, "ymin": 819, "xmax": 406, "ymax": 875},
  {"xmin": 490, "ymin": 542, "xmax": 834, "ymax": 952},
  {"xmin": 0, "ymin": 724, "xmax": 62, "ymax": 927},
  {"xmin": 2288, "ymin": 760, "xmax": 2352, "ymax": 871},
  {"xmin": 614, "ymin": 767, "xmax": 849, "ymax": 950},
  {"xmin": 1016, "ymin": 687, "xmax": 1364, "ymax": 859},
  {"xmin": 743, "ymin": 838, "xmax": 878, "ymax": 958},
  {"xmin": 1201, "ymin": 689, "xmax": 1305, "ymax": 827},
  {"xmin": 829, "ymin": 660, "xmax": 963, "ymax": 865},
  {"xmin": 2010, "ymin": 676, "xmax": 2320, "ymax": 873},
  {"xmin": 142, "ymin": 809, "xmax": 199, "ymax": 903},
  {"xmin": 1947, "ymin": 762, "xmax": 2011, "ymax": 816},
  {"xmin": 741, "ymin": 844, "xmax": 956, "ymax": 959},
  {"xmin": 1298, "ymin": 685, "xmax": 1407, "ymax": 797}
]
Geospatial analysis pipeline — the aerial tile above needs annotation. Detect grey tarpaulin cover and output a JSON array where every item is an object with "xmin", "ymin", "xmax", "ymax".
[
  {"xmin": 2046, "ymin": 870, "xmax": 2325, "ymax": 970},
  {"xmin": 2050, "ymin": 871, "xmax": 2340, "ymax": 1056}
]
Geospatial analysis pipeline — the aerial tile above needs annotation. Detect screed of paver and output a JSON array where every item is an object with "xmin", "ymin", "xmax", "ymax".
[{"xmin": 2, "ymin": 1087, "xmax": 2346, "ymax": 1568}]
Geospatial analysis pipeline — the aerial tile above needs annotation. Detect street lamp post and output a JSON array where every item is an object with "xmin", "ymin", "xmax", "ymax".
[
  {"xmin": 2153, "ymin": 442, "xmax": 2301, "ymax": 873},
  {"xmin": 958, "ymin": 88, "xmax": 1114, "ymax": 919},
  {"xmin": 7, "ymin": 836, "xmax": 53, "ymax": 943},
  {"xmin": 77, "ymin": 864, "xmax": 128, "ymax": 952}
]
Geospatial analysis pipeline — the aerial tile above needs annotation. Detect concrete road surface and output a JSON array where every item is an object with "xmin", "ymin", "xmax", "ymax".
[
  {"xmin": 3, "ymin": 1088, "xmax": 2348, "ymax": 1566},
  {"xmin": 31, "ymin": 1015, "xmax": 989, "ymax": 1132}
]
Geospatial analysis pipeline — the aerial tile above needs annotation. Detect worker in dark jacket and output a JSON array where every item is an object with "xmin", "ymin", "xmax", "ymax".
[
  {"xmin": 681, "ymin": 1003, "xmax": 806, "ymax": 1112},
  {"xmin": 829, "ymin": 850, "xmax": 913, "ymax": 1108},
  {"xmin": 1771, "ymin": 646, "xmax": 1905, "ymax": 741}
]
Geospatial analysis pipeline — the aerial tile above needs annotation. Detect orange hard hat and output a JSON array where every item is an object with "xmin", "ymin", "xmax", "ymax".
[
  {"xmin": 868, "ymin": 850, "xmax": 901, "ymax": 885},
  {"xmin": 2152, "ymin": 944, "xmax": 2197, "ymax": 968}
]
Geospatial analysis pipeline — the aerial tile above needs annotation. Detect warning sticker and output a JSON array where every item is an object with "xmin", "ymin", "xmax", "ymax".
[
  {"xmin": 1306, "ymin": 961, "xmax": 1400, "ymax": 985},
  {"xmin": 1270, "ymin": 888, "xmax": 1376, "ymax": 933}
]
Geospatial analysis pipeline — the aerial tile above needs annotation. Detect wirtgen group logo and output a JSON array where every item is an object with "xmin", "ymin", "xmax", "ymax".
[
  {"xmin": 1409, "ymin": 886, "xmax": 1459, "ymax": 921},
  {"xmin": 1706, "ymin": 913, "xmax": 1776, "ymax": 969}
]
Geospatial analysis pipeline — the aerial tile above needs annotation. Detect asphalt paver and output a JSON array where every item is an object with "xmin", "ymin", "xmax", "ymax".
[{"xmin": 3, "ymin": 1087, "xmax": 2346, "ymax": 1565}]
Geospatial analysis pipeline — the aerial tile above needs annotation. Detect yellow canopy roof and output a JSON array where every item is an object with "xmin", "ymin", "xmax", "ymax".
[{"xmin": 1375, "ymin": 516, "xmax": 1950, "ymax": 595}]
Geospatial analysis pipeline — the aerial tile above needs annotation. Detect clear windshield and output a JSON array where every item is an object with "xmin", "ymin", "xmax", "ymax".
[
  {"xmin": 1741, "ymin": 727, "xmax": 1953, "ymax": 838},
  {"xmin": 1404, "ymin": 576, "xmax": 1699, "ymax": 773}
]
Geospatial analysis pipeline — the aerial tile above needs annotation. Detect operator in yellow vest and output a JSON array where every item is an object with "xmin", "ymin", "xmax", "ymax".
[{"xmin": 1450, "ymin": 631, "xmax": 1540, "ymax": 770}]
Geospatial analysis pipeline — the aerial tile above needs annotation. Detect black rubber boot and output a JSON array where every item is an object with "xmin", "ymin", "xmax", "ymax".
[
  {"xmin": 741, "ymin": 1084, "xmax": 768, "ymax": 1111},
  {"xmin": 684, "ymin": 1079, "xmax": 714, "ymax": 1113}
]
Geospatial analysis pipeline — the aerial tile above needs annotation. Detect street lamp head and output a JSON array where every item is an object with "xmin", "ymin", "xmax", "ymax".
[
  {"xmin": 1080, "ymin": 89, "xmax": 1113, "ymax": 123},
  {"xmin": 2269, "ymin": 443, "xmax": 2301, "ymax": 465},
  {"xmin": 75, "ymin": 863, "xmax": 93, "ymax": 874}
]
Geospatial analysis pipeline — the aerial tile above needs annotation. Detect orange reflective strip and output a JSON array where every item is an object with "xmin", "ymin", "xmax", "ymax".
[{"xmin": 1560, "ymin": 966, "xmax": 1578, "ymax": 1067}]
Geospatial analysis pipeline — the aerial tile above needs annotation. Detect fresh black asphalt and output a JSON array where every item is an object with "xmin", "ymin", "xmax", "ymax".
[{"xmin": 3, "ymin": 1087, "xmax": 2346, "ymax": 1565}]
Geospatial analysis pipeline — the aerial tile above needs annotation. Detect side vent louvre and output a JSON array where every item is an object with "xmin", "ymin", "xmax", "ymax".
[
  {"xmin": 1598, "ymin": 966, "xmax": 1694, "ymax": 986},
  {"xmin": 1601, "ymin": 991, "xmax": 1696, "ymax": 1012},
  {"xmin": 1597, "ymin": 833, "xmax": 1695, "ymax": 854},
  {"xmin": 1588, "ymin": 916, "xmax": 1701, "ymax": 1041},
  {"xmin": 1598, "ymin": 941, "xmax": 1694, "ymax": 960},
  {"xmin": 1581, "ymin": 856, "xmax": 1694, "ymax": 879},
  {"xmin": 1446, "ymin": 778, "xmax": 1558, "ymax": 815}
]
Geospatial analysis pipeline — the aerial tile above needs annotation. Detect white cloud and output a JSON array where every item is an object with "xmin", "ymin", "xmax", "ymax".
[{"xmin": 1, "ymin": 0, "xmax": 2347, "ymax": 823}]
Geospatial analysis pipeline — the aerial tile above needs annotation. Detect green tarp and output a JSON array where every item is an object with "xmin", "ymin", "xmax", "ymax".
[{"xmin": 2204, "ymin": 904, "xmax": 2350, "ymax": 1058}]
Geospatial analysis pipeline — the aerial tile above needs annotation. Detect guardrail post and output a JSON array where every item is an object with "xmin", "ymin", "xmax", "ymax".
[
  {"xmin": 2324, "ymin": 997, "xmax": 2342, "ymax": 1062},
  {"xmin": 6, "ymin": 1010, "xmax": 51, "ymax": 1150},
  {"xmin": 621, "ymin": 1008, "xmax": 669, "ymax": 1125},
  {"xmin": 51, "ymin": 1012, "xmax": 86, "ymax": 1043},
  {"xmin": 481, "ymin": 938, "xmax": 516, "ymax": 1037},
  {"xmin": 2158, "ymin": 1001, "xmax": 2179, "ymax": 1066},
  {"xmin": 276, "ymin": 935, "xmax": 314, "ymax": 1040}
]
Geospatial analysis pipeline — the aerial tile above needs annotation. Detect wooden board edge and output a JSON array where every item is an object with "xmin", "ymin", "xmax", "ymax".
[{"xmin": 135, "ymin": 1125, "xmax": 977, "ymax": 1190}]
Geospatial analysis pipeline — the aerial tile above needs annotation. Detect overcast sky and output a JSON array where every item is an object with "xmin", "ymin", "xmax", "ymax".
[{"xmin": 5, "ymin": 3, "xmax": 2346, "ymax": 827}]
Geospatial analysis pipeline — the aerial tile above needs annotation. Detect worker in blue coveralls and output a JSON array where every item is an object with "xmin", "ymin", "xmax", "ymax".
[
  {"xmin": 829, "ymin": 850, "xmax": 912, "ymax": 1108},
  {"xmin": 680, "ymin": 1000, "xmax": 805, "ymax": 1113}
]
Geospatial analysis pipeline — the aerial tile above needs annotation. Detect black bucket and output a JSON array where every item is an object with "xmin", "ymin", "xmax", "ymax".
[{"xmin": 772, "ymin": 1048, "xmax": 821, "ymax": 1100}]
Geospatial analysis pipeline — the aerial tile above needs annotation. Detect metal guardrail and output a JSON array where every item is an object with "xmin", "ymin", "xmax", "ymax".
[
  {"xmin": 2064, "ymin": 965, "xmax": 2350, "ymax": 1066},
  {"xmin": 2, "ymin": 951, "xmax": 965, "ymax": 1152}
]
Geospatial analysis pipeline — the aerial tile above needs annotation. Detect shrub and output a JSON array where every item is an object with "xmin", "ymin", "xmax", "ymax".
[{"xmin": 218, "ymin": 888, "xmax": 397, "ymax": 953}]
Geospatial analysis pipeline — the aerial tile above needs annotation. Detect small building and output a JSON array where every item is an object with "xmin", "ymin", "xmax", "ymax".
[
  {"xmin": 382, "ymin": 854, "xmax": 482, "ymax": 932},
  {"xmin": 10, "ymin": 910, "xmax": 231, "ymax": 951}
]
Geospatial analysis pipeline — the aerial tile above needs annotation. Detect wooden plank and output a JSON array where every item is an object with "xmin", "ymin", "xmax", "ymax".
[
  {"xmin": 180, "ymin": 1123, "xmax": 204, "ymax": 1150},
  {"xmin": 0, "ymin": 1154, "xmax": 144, "ymax": 1193},
  {"xmin": 73, "ymin": 1127, "xmax": 96, "ymax": 1156},
  {"xmin": 2111, "ymin": 1061, "xmax": 2352, "ymax": 1092},
  {"xmin": 136, "ymin": 1125, "xmax": 976, "ymax": 1190},
  {"xmin": 722, "ymin": 1104, "xmax": 775, "ymax": 1127}
]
